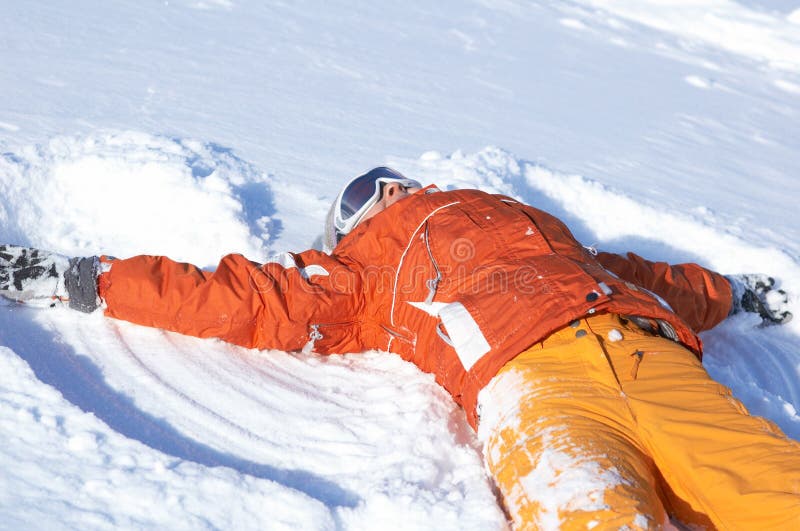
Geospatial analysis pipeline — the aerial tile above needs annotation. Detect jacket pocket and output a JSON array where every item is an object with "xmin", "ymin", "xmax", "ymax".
[{"xmin": 305, "ymin": 320, "xmax": 359, "ymax": 353}]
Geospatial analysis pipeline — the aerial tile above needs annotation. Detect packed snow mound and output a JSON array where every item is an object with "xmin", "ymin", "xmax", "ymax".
[{"xmin": 0, "ymin": 131, "xmax": 280, "ymax": 267}]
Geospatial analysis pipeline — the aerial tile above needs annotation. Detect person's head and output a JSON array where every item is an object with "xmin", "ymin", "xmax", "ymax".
[{"xmin": 324, "ymin": 167, "xmax": 422, "ymax": 252}]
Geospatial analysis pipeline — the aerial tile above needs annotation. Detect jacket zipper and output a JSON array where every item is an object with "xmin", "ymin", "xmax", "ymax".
[
  {"xmin": 380, "ymin": 324, "xmax": 415, "ymax": 345},
  {"xmin": 390, "ymin": 200, "xmax": 460, "ymax": 326},
  {"xmin": 423, "ymin": 222, "xmax": 442, "ymax": 305},
  {"xmin": 307, "ymin": 320, "xmax": 356, "ymax": 345}
]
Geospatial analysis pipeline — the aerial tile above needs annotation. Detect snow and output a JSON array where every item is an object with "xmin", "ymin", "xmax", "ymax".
[
  {"xmin": 0, "ymin": 344, "xmax": 336, "ymax": 530},
  {"xmin": 0, "ymin": 132, "xmax": 274, "ymax": 265},
  {"xmin": 478, "ymin": 368, "xmax": 644, "ymax": 531},
  {"xmin": 1, "ymin": 0, "xmax": 799, "ymax": 529},
  {"xmin": 573, "ymin": 0, "xmax": 800, "ymax": 72},
  {"xmin": 607, "ymin": 329, "xmax": 624, "ymax": 342},
  {"xmin": 515, "ymin": 427, "xmax": 631, "ymax": 531}
]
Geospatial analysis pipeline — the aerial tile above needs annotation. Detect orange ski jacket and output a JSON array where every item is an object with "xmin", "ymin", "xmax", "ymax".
[{"xmin": 99, "ymin": 186, "xmax": 733, "ymax": 427}]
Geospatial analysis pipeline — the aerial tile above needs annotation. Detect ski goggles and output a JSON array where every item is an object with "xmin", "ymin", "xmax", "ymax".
[{"xmin": 333, "ymin": 167, "xmax": 421, "ymax": 241}]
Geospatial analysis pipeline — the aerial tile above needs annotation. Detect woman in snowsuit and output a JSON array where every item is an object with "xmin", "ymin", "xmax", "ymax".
[{"xmin": 1, "ymin": 167, "xmax": 798, "ymax": 530}]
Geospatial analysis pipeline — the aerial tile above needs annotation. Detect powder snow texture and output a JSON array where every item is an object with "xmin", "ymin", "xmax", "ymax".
[
  {"xmin": 0, "ymin": 345, "xmax": 336, "ymax": 531},
  {"xmin": 573, "ymin": 0, "xmax": 800, "ymax": 72},
  {"xmin": 0, "ymin": 132, "xmax": 277, "ymax": 267},
  {"xmin": 1, "ymin": 0, "xmax": 800, "ymax": 529}
]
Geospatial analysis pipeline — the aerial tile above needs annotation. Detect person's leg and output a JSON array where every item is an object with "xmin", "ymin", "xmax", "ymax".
[
  {"xmin": 478, "ymin": 324, "xmax": 670, "ymax": 530},
  {"xmin": 586, "ymin": 315, "xmax": 800, "ymax": 530}
]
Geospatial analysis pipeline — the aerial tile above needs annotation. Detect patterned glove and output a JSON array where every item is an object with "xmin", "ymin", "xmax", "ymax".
[
  {"xmin": 0, "ymin": 244, "xmax": 100, "ymax": 313},
  {"xmin": 727, "ymin": 274, "xmax": 792, "ymax": 326}
]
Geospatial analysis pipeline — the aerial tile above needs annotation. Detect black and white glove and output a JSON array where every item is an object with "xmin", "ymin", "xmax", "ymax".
[
  {"xmin": 0, "ymin": 244, "xmax": 100, "ymax": 313},
  {"xmin": 727, "ymin": 274, "xmax": 792, "ymax": 326}
]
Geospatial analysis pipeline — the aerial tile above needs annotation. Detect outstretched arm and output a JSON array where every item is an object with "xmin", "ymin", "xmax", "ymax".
[
  {"xmin": 595, "ymin": 251, "xmax": 792, "ymax": 330},
  {"xmin": 99, "ymin": 251, "xmax": 365, "ymax": 352},
  {"xmin": 595, "ymin": 251, "xmax": 733, "ymax": 332},
  {"xmin": 1, "ymin": 244, "xmax": 366, "ymax": 353}
]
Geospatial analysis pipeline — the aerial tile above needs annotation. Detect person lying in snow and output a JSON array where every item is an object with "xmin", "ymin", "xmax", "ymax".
[{"xmin": 1, "ymin": 167, "xmax": 797, "ymax": 530}]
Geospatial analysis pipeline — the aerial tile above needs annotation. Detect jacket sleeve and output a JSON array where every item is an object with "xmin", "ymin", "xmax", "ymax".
[
  {"xmin": 595, "ymin": 251, "xmax": 733, "ymax": 332},
  {"xmin": 98, "ymin": 251, "xmax": 365, "ymax": 352}
]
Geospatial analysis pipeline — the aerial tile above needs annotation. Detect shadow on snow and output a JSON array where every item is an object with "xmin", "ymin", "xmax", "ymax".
[{"xmin": 0, "ymin": 306, "xmax": 360, "ymax": 510}]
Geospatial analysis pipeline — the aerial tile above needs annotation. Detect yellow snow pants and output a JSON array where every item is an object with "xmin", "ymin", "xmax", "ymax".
[{"xmin": 478, "ymin": 313, "xmax": 800, "ymax": 530}]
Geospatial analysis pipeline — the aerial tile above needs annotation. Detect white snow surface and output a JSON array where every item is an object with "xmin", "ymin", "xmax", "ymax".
[
  {"xmin": 1, "ymin": 1, "xmax": 800, "ymax": 529},
  {"xmin": 573, "ymin": 0, "xmax": 800, "ymax": 72}
]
